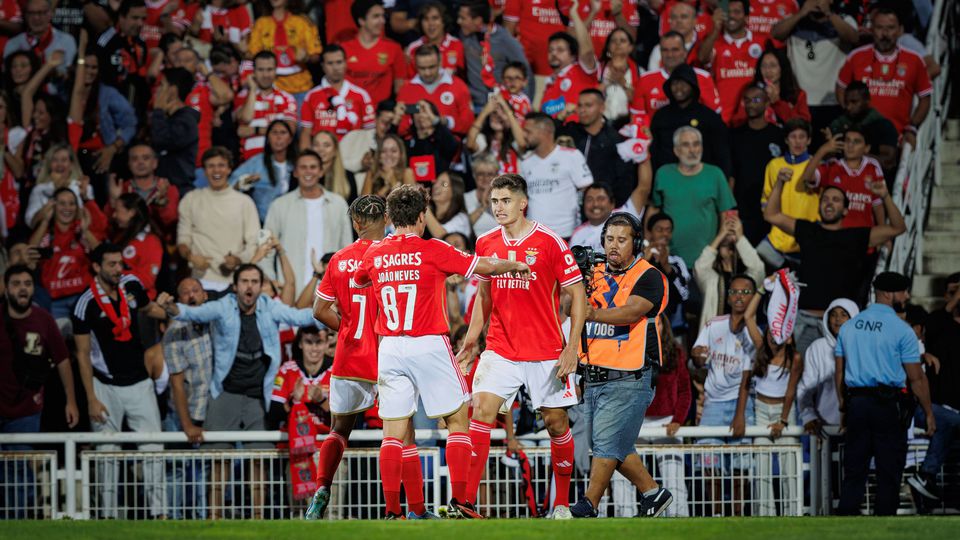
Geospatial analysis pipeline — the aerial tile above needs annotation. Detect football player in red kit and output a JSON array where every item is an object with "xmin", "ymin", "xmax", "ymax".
[
  {"xmin": 457, "ymin": 174, "xmax": 588, "ymax": 519},
  {"xmin": 351, "ymin": 185, "xmax": 531, "ymax": 519}
]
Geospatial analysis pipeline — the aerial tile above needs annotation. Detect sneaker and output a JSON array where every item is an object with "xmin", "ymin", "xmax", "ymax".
[
  {"xmin": 550, "ymin": 505, "xmax": 573, "ymax": 520},
  {"xmin": 570, "ymin": 498, "xmax": 599, "ymax": 518},
  {"xmin": 407, "ymin": 510, "xmax": 442, "ymax": 520},
  {"xmin": 907, "ymin": 472, "xmax": 942, "ymax": 500},
  {"xmin": 304, "ymin": 486, "xmax": 330, "ymax": 520},
  {"xmin": 448, "ymin": 498, "xmax": 484, "ymax": 519},
  {"xmin": 637, "ymin": 488, "xmax": 673, "ymax": 518},
  {"xmin": 384, "ymin": 512, "xmax": 405, "ymax": 520}
]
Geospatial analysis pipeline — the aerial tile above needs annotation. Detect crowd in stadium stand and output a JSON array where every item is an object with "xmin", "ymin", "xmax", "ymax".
[{"xmin": 0, "ymin": 0, "xmax": 956, "ymax": 519}]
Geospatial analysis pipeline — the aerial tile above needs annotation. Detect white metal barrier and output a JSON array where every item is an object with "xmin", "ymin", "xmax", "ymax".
[{"xmin": 0, "ymin": 452, "xmax": 58, "ymax": 519}]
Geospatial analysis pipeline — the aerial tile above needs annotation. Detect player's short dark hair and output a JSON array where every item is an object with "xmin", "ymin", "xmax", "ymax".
[
  {"xmin": 524, "ymin": 112, "xmax": 556, "ymax": 134},
  {"xmin": 502, "ymin": 61, "xmax": 527, "ymax": 79},
  {"xmin": 351, "ymin": 0, "xmax": 383, "ymax": 26},
  {"xmin": 119, "ymin": 0, "xmax": 146, "ymax": 17},
  {"xmin": 548, "ymin": 31, "xmax": 578, "ymax": 59},
  {"xmin": 585, "ymin": 182, "xmax": 614, "ymax": 201},
  {"xmin": 349, "ymin": 195, "xmax": 387, "ymax": 224},
  {"xmin": 162, "ymin": 67, "xmax": 195, "ymax": 102},
  {"xmin": 322, "ymin": 44, "xmax": 345, "ymax": 60},
  {"xmin": 822, "ymin": 185, "xmax": 850, "ymax": 208},
  {"xmin": 253, "ymin": 50, "xmax": 277, "ymax": 65},
  {"xmin": 3, "ymin": 264, "xmax": 32, "ymax": 286},
  {"xmin": 730, "ymin": 273, "xmax": 757, "ymax": 291},
  {"xmin": 414, "ymin": 43, "xmax": 440, "ymax": 61},
  {"xmin": 491, "ymin": 174, "xmax": 528, "ymax": 198},
  {"xmin": 645, "ymin": 212, "xmax": 674, "ymax": 232},
  {"xmin": 90, "ymin": 242, "xmax": 123, "ymax": 266},
  {"xmin": 784, "ymin": 117, "xmax": 812, "ymax": 139},
  {"xmin": 233, "ymin": 263, "xmax": 264, "ymax": 285},
  {"xmin": 386, "ymin": 184, "xmax": 429, "ymax": 227},
  {"xmin": 845, "ymin": 80, "xmax": 871, "ymax": 99},
  {"xmin": 579, "ymin": 88, "xmax": 605, "ymax": 102},
  {"xmin": 201, "ymin": 146, "xmax": 234, "ymax": 168},
  {"xmin": 462, "ymin": 0, "xmax": 491, "ymax": 23}
]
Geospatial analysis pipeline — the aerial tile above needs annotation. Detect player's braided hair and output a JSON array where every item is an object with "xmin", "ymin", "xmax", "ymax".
[
  {"xmin": 349, "ymin": 194, "xmax": 387, "ymax": 224},
  {"xmin": 386, "ymin": 184, "xmax": 428, "ymax": 227}
]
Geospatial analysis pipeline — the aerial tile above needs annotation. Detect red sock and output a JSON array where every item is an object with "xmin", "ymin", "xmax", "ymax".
[
  {"xmin": 550, "ymin": 429, "xmax": 575, "ymax": 507},
  {"xmin": 465, "ymin": 419, "xmax": 494, "ymax": 504},
  {"xmin": 446, "ymin": 433, "xmax": 473, "ymax": 502},
  {"xmin": 402, "ymin": 445, "xmax": 425, "ymax": 515},
  {"xmin": 380, "ymin": 437, "xmax": 403, "ymax": 515},
  {"xmin": 317, "ymin": 432, "xmax": 347, "ymax": 487}
]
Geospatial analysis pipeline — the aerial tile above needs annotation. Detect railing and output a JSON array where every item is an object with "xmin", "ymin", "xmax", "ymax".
[{"xmin": 878, "ymin": 0, "xmax": 955, "ymax": 278}]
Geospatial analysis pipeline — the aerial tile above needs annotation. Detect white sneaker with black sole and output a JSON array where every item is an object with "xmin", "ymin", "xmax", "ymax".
[
  {"xmin": 637, "ymin": 487, "xmax": 673, "ymax": 517},
  {"xmin": 907, "ymin": 473, "xmax": 941, "ymax": 500}
]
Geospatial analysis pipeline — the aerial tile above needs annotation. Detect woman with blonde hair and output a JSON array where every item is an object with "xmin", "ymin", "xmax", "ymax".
[
  {"xmin": 24, "ymin": 144, "xmax": 91, "ymax": 229},
  {"xmin": 361, "ymin": 133, "xmax": 414, "ymax": 197},
  {"xmin": 312, "ymin": 130, "xmax": 357, "ymax": 203}
]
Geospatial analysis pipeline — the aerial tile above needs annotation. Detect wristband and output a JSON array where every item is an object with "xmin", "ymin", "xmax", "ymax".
[{"xmin": 904, "ymin": 125, "xmax": 918, "ymax": 134}]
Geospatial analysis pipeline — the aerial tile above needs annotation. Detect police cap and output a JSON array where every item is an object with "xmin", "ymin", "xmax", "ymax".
[{"xmin": 873, "ymin": 271, "xmax": 911, "ymax": 293}]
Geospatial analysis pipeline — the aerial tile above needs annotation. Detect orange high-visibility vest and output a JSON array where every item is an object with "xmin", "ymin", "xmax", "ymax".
[{"xmin": 579, "ymin": 258, "xmax": 668, "ymax": 370}]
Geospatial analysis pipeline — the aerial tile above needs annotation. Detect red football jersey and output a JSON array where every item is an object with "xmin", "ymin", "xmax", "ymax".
[
  {"xmin": 353, "ymin": 234, "xmax": 479, "ymax": 337},
  {"xmin": 475, "ymin": 223, "xmax": 582, "ymax": 361},
  {"xmin": 405, "ymin": 34, "xmax": 466, "ymax": 78},
  {"xmin": 0, "ymin": 0, "xmax": 22, "ymax": 54},
  {"xmin": 316, "ymin": 239, "xmax": 379, "ymax": 382},
  {"xmin": 324, "ymin": 0, "xmax": 358, "ymax": 43},
  {"xmin": 813, "ymin": 157, "xmax": 884, "ymax": 229},
  {"xmin": 197, "ymin": 5, "xmax": 252, "ymax": 45},
  {"xmin": 271, "ymin": 360, "xmax": 332, "ymax": 428},
  {"xmin": 169, "ymin": 1, "xmax": 199, "ymax": 33},
  {"xmin": 837, "ymin": 45, "xmax": 932, "ymax": 133},
  {"xmin": 396, "ymin": 73, "xmax": 476, "ymax": 136},
  {"xmin": 558, "ymin": 0, "xmax": 640, "ymax": 55},
  {"xmin": 748, "ymin": 0, "xmax": 798, "ymax": 47},
  {"xmin": 186, "ymin": 80, "xmax": 213, "ymax": 168},
  {"xmin": 540, "ymin": 61, "xmax": 599, "ymax": 120},
  {"xmin": 708, "ymin": 32, "xmax": 765, "ymax": 123},
  {"xmin": 122, "ymin": 230, "xmax": 163, "ymax": 300},
  {"xmin": 503, "ymin": 0, "xmax": 566, "ymax": 75},
  {"xmin": 629, "ymin": 67, "xmax": 722, "ymax": 118},
  {"xmin": 657, "ymin": 1, "xmax": 714, "ymax": 40},
  {"xmin": 300, "ymin": 79, "xmax": 375, "ymax": 139},
  {"xmin": 343, "ymin": 37, "xmax": 407, "ymax": 107},
  {"xmin": 233, "ymin": 86, "xmax": 298, "ymax": 159},
  {"xmin": 141, "ymin": 0, "xmax": 174, "ymax": 51}
]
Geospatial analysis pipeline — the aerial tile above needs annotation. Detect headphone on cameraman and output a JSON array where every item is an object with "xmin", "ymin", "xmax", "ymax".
[{"xmin": 600, "ymin": 212, "xmax": 645, "ymax": 258}]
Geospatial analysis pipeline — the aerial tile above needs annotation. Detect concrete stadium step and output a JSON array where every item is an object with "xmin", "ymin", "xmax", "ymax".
[
  {"xmin": 939, "ymin": 163, "xmax": 960, "ymax": 187},
  {"xmin": 911, "ymin": 273, "xmax": 952, "ymax": 297},
  {"xmin": 912, "ymin": 295, "xmax": 945, "ymax": 314},
  {"xmin": 927, "ymin": 208, "xmax": 960, "ymax": 231},
  {"xmin": 923, "ymin": 231, "xmax": 959, "ymax": 252},
  {"xmin": 923, "ymin": 252, "xmax": 960, "ymax": 275},
  {"xmin": 930, "ymin": 185, "xmax": 960, "ymax": 208}
]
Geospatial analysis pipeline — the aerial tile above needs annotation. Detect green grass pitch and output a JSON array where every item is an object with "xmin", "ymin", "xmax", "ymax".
[{"xmin": 1, "ymin": 518, "xmax": 958, "ymax": 540}]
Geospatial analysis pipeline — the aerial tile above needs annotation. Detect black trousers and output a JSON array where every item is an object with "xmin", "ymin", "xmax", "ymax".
[{"xmin": 837, "ymin": 394, "xmax": 908, "ymax": 516}]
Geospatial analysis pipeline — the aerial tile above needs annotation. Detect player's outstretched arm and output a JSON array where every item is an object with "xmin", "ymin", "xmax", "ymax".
[{"xmin": 473, "ymin": 257, "xmax": 531, "ymax": 278}]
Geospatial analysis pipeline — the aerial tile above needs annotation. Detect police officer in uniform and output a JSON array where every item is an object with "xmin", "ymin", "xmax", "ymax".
[
  {"xmin": 834, "ymin": 271, "xmax": 935, "ymax": 515},
  {"xmin": 569, "ymin": 213, "xmax": 672, "ymax": 518}
]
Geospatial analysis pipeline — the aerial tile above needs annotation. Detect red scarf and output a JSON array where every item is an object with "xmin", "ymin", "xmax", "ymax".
[
  {"xmin": 480, "ymin": 25, "xmax": 496, "ymax": 90},
  {"xmin": 272, "ymin": 14, "xmax": 296, "ymax": 70},
  {"xmin": 26, "ymin": 28, "xmax": 54, "ymax": 62},
  {"xmin": 91, "ymin": 277, "xmax": 133, "ymax": 342},
  {"xmin": 287, "ymin": 402, "xmax": 318, "ymax": 500}
]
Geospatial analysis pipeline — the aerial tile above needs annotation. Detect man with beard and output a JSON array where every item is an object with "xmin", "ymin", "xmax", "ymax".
[
  {"xmin": 156, "ymin": 264, "xmax": 317, "ymax": 519},
  {"xmin": 763, "ymin": 174, "xmax": 906, "ymax": 354},
  {"xmin": 834, "ymin": 271, "xmax": 935, "ymax": 516},
  {"xmin": 1, "ymin": 264, "xmax": 78, "ymax": 435},
  {"xmin": 73, "ymin": 243, "xmax": 167, "ymax": 518}
]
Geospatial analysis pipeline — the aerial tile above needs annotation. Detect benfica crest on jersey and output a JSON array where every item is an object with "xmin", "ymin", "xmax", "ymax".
[
  {"xmin": 525, "ymin": 249, "xmax": 538, "ymax": 265},
  {"xmin": 377, "ymin": 52, "xmax": 388, "ymax": 65},
  {"xmin": 374, "ymin": 256, "xmax": 383, "ymax": 268}
]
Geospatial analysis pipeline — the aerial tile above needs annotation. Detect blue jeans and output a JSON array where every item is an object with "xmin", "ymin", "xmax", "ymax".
[
  {"xmin": 916, "ymin": 404, "xmax": 960, "ymax": 475},
  {"xmin": 162, "ymin": 414, "xmax": 208, "ymax": 519},
  {"xmin": 698, "ymin": 397, "xmax": 755, "ymax": 471},
  {"xmin": 0, "ymin": 413, "xmax": 42, "ymax": 517},
  {"xmin": 582, "ymin": 370, "xmax": 655, "ymax": 461}
]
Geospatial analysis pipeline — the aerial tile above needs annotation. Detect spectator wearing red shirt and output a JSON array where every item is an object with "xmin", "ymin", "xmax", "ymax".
[
  {"xmin": 342, "ymin": 0, "xmax": 406, "ymax": 107},
  {"xmin": 503, "ymin": 0, "xmax": 566, "ymax": 78},
  {"xmin": 648, "ymin": 1, "xmax": 702, "ymax": 71},
  {"xmin": 539, "ymin": 0, "xmax": 598, "ymax": 123},
  {"xmin": 802, "ymin": 126, "xmax": 884, "ymax": 230},
  {"xmin": 323, "ymin": 0, "xmax": 358, "ymax": 44},
  {"xmin": 299, "ymin": 44, "xmax": 375, "ymax": 148},
  {"xmin": 699, "ymin": 0, "xmax": 765, "ymax": 124},
  {"xmin": 656, "ymin": 0, "xmax": 714, "ymax": 41},
  {"xmin": 235, "ymin": 51, "xmax": 297, "ymax": 160},
  {"xmin": 0, "ymin": 0, "xmax": 22, "ymax": 55},
  {"xmin": 836, "ymin": 7, "xmax": 932, "ymax": 146},
  {"xmin": 747, "ymin": 0, "xmax": 798, "ymax": 47},
  {"xmin": 629, "ymin": 31, "xmax": 721, "ymax": 121},
  {"xmin": 110, "ymin": 193, "xmax": 164, "ymax": 300},
  {"xmin": 105, "ymin": 144, "xmax": 180, "ymax": 245},
  {"xmin": 741, "ymin": 47, "xmax": 811, "ymax": 126},
  {"xmin": 404, "ymin": 2, "xmax": 465, "ymax": 79},
  {"xmin": 190, "ymin": 0, "xmax": 252, "ymax": 47},
  {"xmin": 396, "ymin": 45, "xmax": 475, "ymax": 136},
  {"xmin": 561, "ymin": 0, "xmax": 639, "ymax": 57}
]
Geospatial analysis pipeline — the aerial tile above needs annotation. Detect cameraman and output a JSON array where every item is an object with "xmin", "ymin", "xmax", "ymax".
[{"xmin": 570, "ymin": 213, "xmax": 672, "ymax": 519}]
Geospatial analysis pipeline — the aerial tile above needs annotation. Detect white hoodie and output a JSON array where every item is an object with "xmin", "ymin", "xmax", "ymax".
[{"xmin": 797, "ymin": 298, "xmax": 860, "ymax": 426}]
